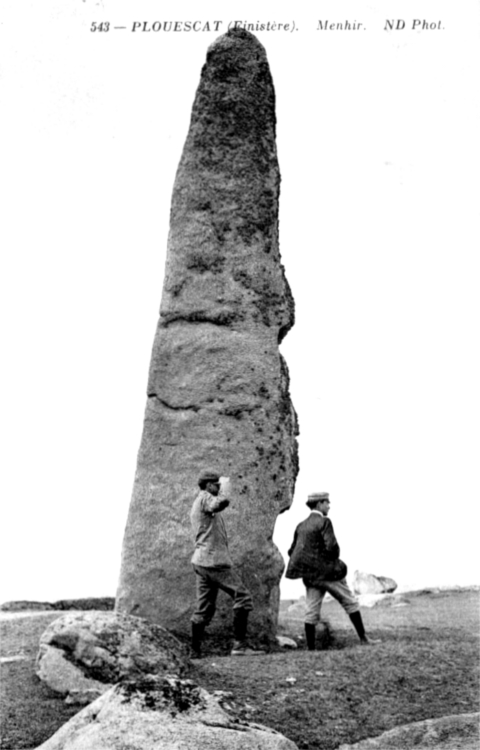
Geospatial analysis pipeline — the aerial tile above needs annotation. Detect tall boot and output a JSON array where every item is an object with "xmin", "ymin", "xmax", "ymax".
[
  {"xmin": 231, "ymin": 609, "xmax": 263, "ymax": 656},
  {"xmin": 304, "ymin": 623, "xmax": 316, "ymax": 651},
  {"xmin": 231, "ymin": 608, "xmax": 248, "ymax": 651},
  {"xmin": 349, "ymin": 611, "xmax": 368, "ymax": 643},
  {"xmin": 191, "ymin": 621, "xmax": 205, "ymax": 657}
]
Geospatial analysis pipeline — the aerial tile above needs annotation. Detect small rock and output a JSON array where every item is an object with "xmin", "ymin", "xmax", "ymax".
[
  {"xmin": 0, "ymin": 655, "xmax": 29, "ymax": 664},
  {"xmin": 276, "ymin": 635, "xmax": 298, "ymax": 649}
]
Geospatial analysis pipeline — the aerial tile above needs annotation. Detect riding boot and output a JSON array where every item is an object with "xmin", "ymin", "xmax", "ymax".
[
  {"xmin": 349, "ymin": 611, "xmax": 368, "ymax": 643},
  {"xmin": 304, "ymin": 623, "xmax": 316, "ymax": 651},
  {"xmin": 230, "ymin": 609, "xmax": 263, "ymax": 655},
  {"xmin": 232, "ymin": 608, "xmax": 248, "ymax": 650},
  {"xmin": 191, "ymin": 621, "xmax": 205, "ymax": 657}
]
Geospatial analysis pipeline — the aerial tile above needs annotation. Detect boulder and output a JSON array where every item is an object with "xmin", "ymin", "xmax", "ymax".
[
  {"xmin": 352, "ymin": 571, "xmax": 397, "ymax": 595},
  {"xmin": 376, "ymin": 576, "xmax": 398, "ymax": 593},
  {"xmin": 35, "ymin": 611, "xmax": 188, "ymax": 705},
  {"xmin": 116, "ymin": 27, "xmax": 298, "ymax": 646},
  {"xmin": 337, "ymin": 712, "xmax": 480, "ymax": 749},
  {"xmin": 34, "ymin": 675, "xmax": 299, "ymax": 750}
]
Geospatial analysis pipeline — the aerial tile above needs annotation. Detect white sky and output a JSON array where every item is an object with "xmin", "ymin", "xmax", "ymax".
[{"xmin": 1, "ymin": 0, "xmax": 479, "ymax": 604}]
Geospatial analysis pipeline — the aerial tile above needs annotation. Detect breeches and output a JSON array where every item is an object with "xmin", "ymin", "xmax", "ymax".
[
  {"xmin": 191, "ymin": 564, "xmax": 253, "ymax": 625},
  {"xmin": 304, "ymin": 578, "xmax": 359, "ymax": 624}
]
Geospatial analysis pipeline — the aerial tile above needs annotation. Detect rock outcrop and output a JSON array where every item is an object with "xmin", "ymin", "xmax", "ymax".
[
  {"xmin": 116, "ymin": 28, "xmax": 298, "ymax": 646},
  {"xmin": 376, "ymin": 576, "xmax": 397, "ymax": 593},
  {"xmin": 35, "ymin": 676, "xmax": 299, "ymax": 750},
  {"xmin": 35, "ymin": 612, "xmax": 188, "ymax": 705},
  {"xmin": 337, "ymin": 712, "xmax": 480, "ymax": 750},
  {"xmin": 352, "ymin": 571, "xmax": 398, "ymax": 595}
]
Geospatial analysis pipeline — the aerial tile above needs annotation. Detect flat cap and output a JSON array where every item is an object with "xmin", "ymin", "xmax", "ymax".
[
  {"xmin": 308, "ymin": 492, "xmax": 329, "ymax": 501},
  {"xmin": 198, "ymin": 470, "xmax": 220, "ymax": 486},
  {"xmin": 306, "ymin": 492, "xmax": 329, "ymax": 507}
]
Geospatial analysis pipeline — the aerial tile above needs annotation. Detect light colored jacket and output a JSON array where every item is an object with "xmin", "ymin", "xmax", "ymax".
[{"xmin": 190, "ymin": 490, "xmax": 232, "ymax": 568}]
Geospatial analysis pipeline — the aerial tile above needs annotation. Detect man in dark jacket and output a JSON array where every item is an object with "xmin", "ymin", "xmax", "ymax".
[{"xmin": 286, "ymin": 492, "xmax": 376, "ymax": 650}]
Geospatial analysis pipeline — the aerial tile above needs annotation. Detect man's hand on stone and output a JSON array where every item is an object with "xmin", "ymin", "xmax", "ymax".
[{"xmin": 219, "ymin": 477, "xmax": 231, "ymax": 496}]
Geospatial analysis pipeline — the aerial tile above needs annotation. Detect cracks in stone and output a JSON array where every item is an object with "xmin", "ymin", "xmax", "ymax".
[
  {"xmin": 89, "ymin": 705, "xmax": 102, "ymax": 722},
  {"xmin": 147, "ymin": 393, "xmax": 263, "ymax": 421},
  {"xmin": 161, "ymin": 310, "xmax": 242, "ymax": 327},
  {"xmin": 166, "ymin": 277, "xmax": 187, "ymax": 298},
  {"xmin": 185, "ymin": 250, "xmax": 226, "ymax": 274},
  {"xmin": 201, "ymin": 720, "xmax": 250, "ymax": 732},
  {"xmin": 147, "ymin": 394, "xmax": 200, "ymax": 413}
]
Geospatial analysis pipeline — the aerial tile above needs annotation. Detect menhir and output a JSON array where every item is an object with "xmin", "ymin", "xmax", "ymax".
[{"xmin": 116, "ymin": 28, "xmax": 298, "ymax": 647}]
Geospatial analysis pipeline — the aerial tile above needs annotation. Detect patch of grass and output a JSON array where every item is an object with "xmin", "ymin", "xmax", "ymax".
[
  {"xmin": 194, "ymin": 632, "xmax": 479, "ymax": 750},
  {"xmin": 0, "ymin": 661, "xmax": 79, "ymax": 750},
  {"xmin": 0, "ymin": 613, "xmax": 62, "ymax": 660},
  {"xmin": 0, "ymin": 591, "xmax": 478, "ymax": 750}
]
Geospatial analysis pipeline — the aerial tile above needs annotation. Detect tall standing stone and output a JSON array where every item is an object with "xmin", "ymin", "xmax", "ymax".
[{"xmin": 116, "ymin": 28, "xmax": 298, "ymax": 646}]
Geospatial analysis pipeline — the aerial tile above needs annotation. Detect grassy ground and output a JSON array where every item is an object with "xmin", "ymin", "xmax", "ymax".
[{"xmin": 0, "ymin": 590, "xmax": 478, "ymax": 749}]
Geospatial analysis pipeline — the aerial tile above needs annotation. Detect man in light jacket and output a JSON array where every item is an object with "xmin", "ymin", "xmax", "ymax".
[
  {"xmin": 190, "ymin": 470, "xmax": 259, "ymax": 657},
  {"xmin": 286, "ymin": 492, "xmax": 377, "ymax": 650}
]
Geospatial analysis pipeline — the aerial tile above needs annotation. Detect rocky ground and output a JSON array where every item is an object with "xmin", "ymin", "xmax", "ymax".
[{"xmin": 0, "ymin": 588, "xmax": 478, "ymax": 749}]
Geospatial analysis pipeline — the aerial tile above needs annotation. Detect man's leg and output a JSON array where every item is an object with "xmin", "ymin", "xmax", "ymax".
[
  {"xmin": 191, "ymin": 566, "xmax": 219, "ymax": 656},
  {"xmin": 231, "ymin": 579, "xmax": 253, "ymax": 650},
  {"xmin": 304, "ymin": 584, "xmax": 325, "ymax": 650},
  {"xmin": 231, "ymin": 608, "xmax": 249, "ymax": 650},
  {"xmin": 349, "ymin": 611, "xmax": 368, "ymax": 642},
  {"xmin": 191, "ymin": 622, "xmax": 205, "ymax": 657},
  {"xmin": 320, "ymin": 579, "xmax": 378, "ymax": 644},
  {"xmin": 206, "ymin": 567, "xmax": 262, "ymax": 655}
]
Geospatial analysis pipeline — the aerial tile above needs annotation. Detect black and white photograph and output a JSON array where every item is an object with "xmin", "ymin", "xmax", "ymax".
[{"xmin": 1, "ymin": 1, "xmax": 479, "ymax": 748}]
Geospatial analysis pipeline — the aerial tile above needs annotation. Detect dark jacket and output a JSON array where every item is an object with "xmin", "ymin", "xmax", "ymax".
[{"xmin": 285, "ymin": 512, "xmax": 341, "ymax": 582}]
